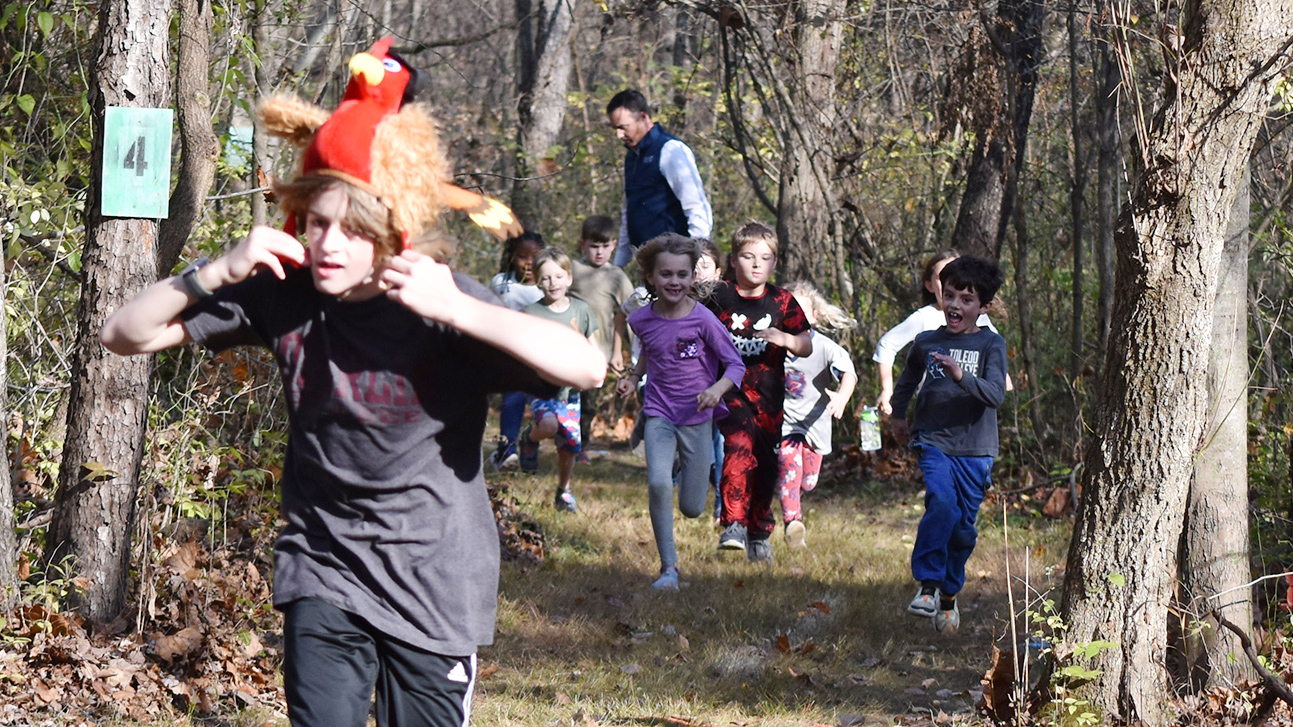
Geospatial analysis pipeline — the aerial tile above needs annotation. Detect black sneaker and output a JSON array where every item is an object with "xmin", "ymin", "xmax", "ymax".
[{"xmin": 718, "ymin": 522, "xmax": 747, "ymax": 551}]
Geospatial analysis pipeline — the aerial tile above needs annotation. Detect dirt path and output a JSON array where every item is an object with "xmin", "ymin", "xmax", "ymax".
[{"xmin": 478, "ymin": 444, "xmax": 1069, "ymax": 726}]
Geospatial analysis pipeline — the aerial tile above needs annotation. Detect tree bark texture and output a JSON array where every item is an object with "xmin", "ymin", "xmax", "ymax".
[
  {"xmin": 511, "ymin": 0, "xmax": 573, "ymax": 228},
  {"xmin": 776, "ymin": 0, "xmax": 851, "ymax": 304},
  {"xmin": 157, "ymin": 0, "xmax": 218, "ymax": 274},
  {"xmin": 1094, "ymin": 28, "xmax": 1120, "ymax": 366},
  {"xmin": 1061, "ymin": 0, "xmax": 1292, "ymax": 721},
  {"xmin": 47, "ymin": 0, "xmax": 169, "ymax": 621},
  {"xmin": 1181, "ymin": 167, "xmax": 1253, "ymax": 689},
  {"xmin": 947, "ymin": 0, "xmax": 1044, "ymax": 260},
  {"xmin": 249, "ymin": 0, "xmax": 273, "ymax": 227},
  {"xmin": 0, "ymin": 263, "xmax": 19, "ymax": 610}
]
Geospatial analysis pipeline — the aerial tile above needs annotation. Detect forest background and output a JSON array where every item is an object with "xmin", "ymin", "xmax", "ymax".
[{"xmin": 4, "ymin": 0, "xmax": 1293, "ymax": 722}]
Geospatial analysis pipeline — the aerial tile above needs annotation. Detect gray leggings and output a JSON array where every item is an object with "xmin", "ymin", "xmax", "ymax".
[{"xmin": 645, "ymin": 416, "xmax": 714, "ymax": 568}]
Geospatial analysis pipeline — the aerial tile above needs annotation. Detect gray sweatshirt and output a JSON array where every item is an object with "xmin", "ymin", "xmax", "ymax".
[{"xmin": 890, "ymin": 327, "xmax": 1007, "ymax": 457}]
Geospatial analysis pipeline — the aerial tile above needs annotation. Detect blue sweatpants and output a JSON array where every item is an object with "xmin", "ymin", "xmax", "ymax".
[{"xmin": 910, "ymin": 445, "xmax": 993, "ymax": 597}]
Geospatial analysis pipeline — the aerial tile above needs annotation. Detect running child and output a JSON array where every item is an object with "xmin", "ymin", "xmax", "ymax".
[
  {"xmin": 706, "ymin": 222, "xmax": 812, "ymax": 562},
  {"xmin": 520, "ymin": 247, "xmax": 600, "ymax": 509},
  {"xmin": 873, "ymin": 250, "xmax": 1003, "ymax": 416},
  {"xmin": 778, "ymin": 281, "xmax": 858, "ymax": 548},
  {"xmin": 488, "ymin": 231, "xmax": 546, "ymax": 469},
  {"xmin": 890, "ymin": 255, "xmax": 1006, "ymax": 634},
  {"xmin": 693, "ymin": 238, "xmax": 726, "ymax": 518},
  {"xmin": 98, "ymin": 81, "xmax": 605, "ymax": 726},
  {"xmin": 570, "ymin": 215, "xmax": 635, "ymax": 443},
  {"xmin": 618, "ymin": 234, "xmax": 744, "ymax": 588}
]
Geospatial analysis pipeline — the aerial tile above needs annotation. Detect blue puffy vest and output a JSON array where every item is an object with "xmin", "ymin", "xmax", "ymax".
[{"xmin": 623, "ymin": 125, "xmax": 690, "ymax": 247}]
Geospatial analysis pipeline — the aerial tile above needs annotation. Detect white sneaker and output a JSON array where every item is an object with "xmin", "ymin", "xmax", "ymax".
[
  {"xmin": 784, "ymin": 520, "xmax": 807, "ymax": 549},
  {"xmin": 907, "ymin": 586, "xmax": 939, "ymax": 617},
  {"xmin": 934, "ymin": 601, "xmax": 960, "ymax": 633}
]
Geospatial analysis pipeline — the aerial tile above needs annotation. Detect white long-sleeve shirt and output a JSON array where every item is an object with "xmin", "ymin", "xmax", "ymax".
[{"xmin": 614, "ymin": 139, "xmax": 713, "ymax": 266}]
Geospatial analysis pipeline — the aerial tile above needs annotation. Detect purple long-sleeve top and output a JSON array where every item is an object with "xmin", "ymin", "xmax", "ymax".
[{"xmin": 629, "ymin": 301, "xmax": 746, "ymax": 426}]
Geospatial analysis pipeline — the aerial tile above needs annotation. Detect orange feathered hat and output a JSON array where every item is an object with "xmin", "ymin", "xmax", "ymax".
[{"xmin": 259, "ymin": 38, "xmax": 522, "ymax": 247}]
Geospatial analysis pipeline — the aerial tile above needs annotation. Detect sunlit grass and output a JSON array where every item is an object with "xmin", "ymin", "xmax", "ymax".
[{"xmin": 478, "ymin": 442, "xmax": 1071, "ymax": 726}]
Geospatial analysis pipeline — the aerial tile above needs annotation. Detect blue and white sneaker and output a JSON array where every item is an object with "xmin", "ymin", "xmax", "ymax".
[
  {"xmin": 553, "ymin": 489, "xmax": 578, "ymax": 513},
  {"xmin": 488, "ymin": 439, "xmax": 518, "ymax": 471},
  {"xmin": 907, "ymin": 585, "xmax": 939, "ymax": 618}
]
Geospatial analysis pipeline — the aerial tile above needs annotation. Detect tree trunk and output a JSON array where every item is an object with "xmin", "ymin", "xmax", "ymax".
[
  {"xmin": 157, "ymin": 0, "xmax": 219, "ymax": 274},
  {"xmin": 248, "ymin": 0, "xmax": 274, "ymax": 227},
  {"xmin": 777, "ymin": 0, "xmax": 849, "ymax": 304},
  {"xmin": 1060, "ymin": 0, "xmax": 1292, "ymax": 721},
  {"xmin": 1093, "ymin": 29, "xmax": 1119, "ymax": 366},
  {"xmin": 948, "ymin": 0, "xmax": 1044, "ymax": 260},
  {"xmin": 1067, "ymin": 5, "xmax": 1086, "ymax": 382},
  {"xmin": 1180, "ymin": 166, "xmax": 1254, "ymax": 689},
  {"xmin": 0, "ymin": 263, "xmax": 18, "ymax": 611},
  {"xmin": 46, "ymin": 0, "xmax": 169, "ymax": 621},
  {"xmin": 511, "ymin": 0, "xmax": 573, "ymax": 228},
  {"xmin": 950, "ymin": 124, "xmax": 1006, "ymax": 259},
  {"xmin": 1012, "ymin": 186, "xmax": 1046, "ymax": 456}
]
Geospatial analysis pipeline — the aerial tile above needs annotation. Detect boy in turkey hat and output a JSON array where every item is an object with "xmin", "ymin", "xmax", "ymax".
[{"xmin": 100, "ymin": 38, "xmax": 605, "ymax": 727}]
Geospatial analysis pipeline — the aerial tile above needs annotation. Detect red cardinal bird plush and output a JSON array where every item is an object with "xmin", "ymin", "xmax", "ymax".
[{"xmin": 260, "ymin": 38, "xmax": 522, "ymax": 248}]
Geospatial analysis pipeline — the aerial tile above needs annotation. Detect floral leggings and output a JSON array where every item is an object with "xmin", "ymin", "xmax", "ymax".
[{"xmin": 777, "ymin": 435, "xmax": 822, "ymax": 523}]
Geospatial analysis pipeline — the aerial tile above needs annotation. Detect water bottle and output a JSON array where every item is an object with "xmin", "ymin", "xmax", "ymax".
[{"xmin": 859, "ymin": 406, "xmax": 881, "ymax": 451}]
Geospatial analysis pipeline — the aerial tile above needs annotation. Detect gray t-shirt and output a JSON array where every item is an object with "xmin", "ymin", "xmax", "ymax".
[
  {"xmin": 182, "ymin": 267, "xmax": 554, "ymax": 655},
  {"xmin": 890, "ymin": 326, "xmax": 1007, "ymax": 457},
  {"xmin": 782, "ymin": 332, "xmax": 856, "ymax": 454}
]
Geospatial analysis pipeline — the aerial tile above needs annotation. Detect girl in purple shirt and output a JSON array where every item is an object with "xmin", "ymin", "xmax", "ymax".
[{"xmin": 618, "ymin": 234, "xmax": 745, "ymax": 590}]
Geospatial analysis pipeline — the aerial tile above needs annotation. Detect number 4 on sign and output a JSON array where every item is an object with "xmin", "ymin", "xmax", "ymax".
[
  {"xmin": 123, "ymin": 136, "xmax": 147, "ymax": 176},
  {"xmin": 102, "ymin": 106, "xmax": 172, "ymax": 219}
]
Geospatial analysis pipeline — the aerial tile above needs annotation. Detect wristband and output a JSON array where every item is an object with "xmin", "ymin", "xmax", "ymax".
[{"xmin": 179, "ymin": 258, "xmax": 212, "ymax": 300}]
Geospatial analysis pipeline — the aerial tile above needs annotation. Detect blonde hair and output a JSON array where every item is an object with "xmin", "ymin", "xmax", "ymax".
[
  {"xmin": 787, "ymin": 281, "xmax": 856, "ymax": 332},
  {"xmin": 730, "ymin": 221, "xmax": 778, "ymax": 258},
  {"xmin": 274, "ymin": 174, "xmax": 454, "ymax": 263},
  {"xmin": 532, "ymin": 246, "xmax": 572, "ymax": 275}
]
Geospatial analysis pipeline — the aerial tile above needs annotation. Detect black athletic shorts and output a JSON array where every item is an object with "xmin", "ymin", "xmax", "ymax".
[{"xmin": 283, "ymin": 598, "xmax": 477, "ymax": 727}]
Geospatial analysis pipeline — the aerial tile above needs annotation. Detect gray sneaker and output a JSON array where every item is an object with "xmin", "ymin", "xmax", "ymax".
[
  {"xmin": 907, "ymin": 586, "xmax": 939, "ymax": 617},
  {"xmin": 934, "ymin": 600, "xmax": 960, "ymax": 633},
  {"xmin": 718, "ymin": 522, "xmax": 747, "ymax": 551},
  {"xmin": 747, "ymin": 538, "xmax": 773, "ymax": 563}
]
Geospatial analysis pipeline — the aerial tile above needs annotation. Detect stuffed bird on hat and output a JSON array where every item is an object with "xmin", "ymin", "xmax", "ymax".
[{"xmin": 259, "ymin": 37, "xmax": 523, "ymax": 247}]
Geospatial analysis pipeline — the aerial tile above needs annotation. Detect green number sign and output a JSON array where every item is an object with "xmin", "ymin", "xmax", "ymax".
[{"xmin": 102, "ymin": 106, "xmax": 173, "ymax": 218}]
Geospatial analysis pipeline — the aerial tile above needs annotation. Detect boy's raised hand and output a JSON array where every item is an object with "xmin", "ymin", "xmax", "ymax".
[
  {"xmin": 380, "ymin": 250, "xmax": 464, "ymax": 323},
  {"xmin": 213, "ymin": 226, "xmax": 306, "ymax": 286},
  {"xmin": 929, "ymin": 351, "xmax": 964, "ymax": 382}
]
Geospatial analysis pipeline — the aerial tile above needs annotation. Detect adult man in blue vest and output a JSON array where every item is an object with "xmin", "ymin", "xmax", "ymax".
[{"xmin": 607, "ymin": 89, "xmax": 713, "ymax": 267}]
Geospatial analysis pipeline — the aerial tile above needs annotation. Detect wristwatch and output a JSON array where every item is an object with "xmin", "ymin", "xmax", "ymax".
[{"xmin": 179, "ymin": 258, "xmax": 212, "ymax": 300}]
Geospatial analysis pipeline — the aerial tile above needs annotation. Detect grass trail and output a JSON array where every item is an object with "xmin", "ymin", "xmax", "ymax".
[{"xmin": 477, "ymin": 442, "xmax": 1069, "ymax": 726}]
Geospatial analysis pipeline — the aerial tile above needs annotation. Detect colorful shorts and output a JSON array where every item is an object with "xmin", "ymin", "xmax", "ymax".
[{"xmin": 531, "ymin": 393, "xmax": 582, "ymax": 453}]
